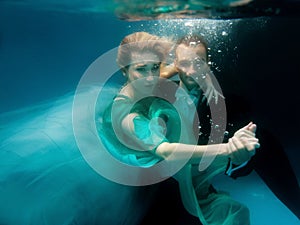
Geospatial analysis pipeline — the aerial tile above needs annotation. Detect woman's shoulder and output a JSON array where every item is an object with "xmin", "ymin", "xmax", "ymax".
[{"xmin": 114, "ymin": 93, "xmax": 131, "ymax": 102}]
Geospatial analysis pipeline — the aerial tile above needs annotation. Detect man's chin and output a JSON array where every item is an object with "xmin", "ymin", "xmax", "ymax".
[{"xmin": 184, "ymin": 81, "xmax": 199, "ymax": 90}]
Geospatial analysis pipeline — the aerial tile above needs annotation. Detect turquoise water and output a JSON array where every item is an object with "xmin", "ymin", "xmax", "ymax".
[{"xmin": 0, "ymin": 1, "xmax": 299, "ymax": 225}]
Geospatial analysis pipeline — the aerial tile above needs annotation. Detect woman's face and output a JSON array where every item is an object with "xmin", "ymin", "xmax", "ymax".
[{"xmin": 126, "ymin": 51, "xmax": 161, "ymax": 95}]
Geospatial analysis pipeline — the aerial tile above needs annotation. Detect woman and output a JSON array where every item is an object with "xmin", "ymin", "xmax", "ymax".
[
  {"xmin": 0, "ymin": 34, "xmax": 166, "ymax": 225},
  {"xmin": 99, "ymin": 31, "xmax": 260, "ymax": 225}
]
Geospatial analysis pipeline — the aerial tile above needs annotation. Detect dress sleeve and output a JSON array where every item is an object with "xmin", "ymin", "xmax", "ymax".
[
  {"xmin": 111, "ymin": 95, "xmax": 169, "ymax": 153},
  {"xmin": 100, "ymin": 95, "xmax": 165, "ymax": 167},
  {"xmin": 131, "ymin": 115, "xmax": 169, "ymax": 153}
]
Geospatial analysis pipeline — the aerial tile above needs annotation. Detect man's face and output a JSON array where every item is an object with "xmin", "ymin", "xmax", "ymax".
[{"xmin": 175, "ymin": 43, "xmax": 208, "ymax": 90}]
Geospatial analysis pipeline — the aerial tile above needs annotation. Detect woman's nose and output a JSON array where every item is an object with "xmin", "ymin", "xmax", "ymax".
[{"xmin": 146, "ymin": 75, "xmax": 154, "ymax": 81}]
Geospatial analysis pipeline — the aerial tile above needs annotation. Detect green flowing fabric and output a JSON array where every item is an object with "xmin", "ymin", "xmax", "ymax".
[
  {"xmin": 100, "ymin": 95, "xmax": 176, "ymax": 167},
  {"xmin": 99, "ymin": 94, "xmax": 250, "ymax": 225}
]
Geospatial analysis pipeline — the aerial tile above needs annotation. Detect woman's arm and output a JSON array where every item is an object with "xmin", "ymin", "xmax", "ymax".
[
  {"xmin": 156, "ymin": 142, "xmax": 229, "ymax": 165},
  {"xmin": 114, "ymin": 95, "xmax": 259, "ymax": 167},
  {"xmin": 120, "ymin": 113, "xmax": 139, "ymax": 134},
  {"xmin": 156, "ymin": 122, "xmax": 259, "ymax": 166},
  {"xmin": 160, "ymin": 63, "xmax": 178, "ymax": 79}
]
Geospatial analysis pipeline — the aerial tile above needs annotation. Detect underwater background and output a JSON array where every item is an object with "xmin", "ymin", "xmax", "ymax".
[{"xmin": 0, "ymin": 1, "xmax": 299, "ymax": 224}]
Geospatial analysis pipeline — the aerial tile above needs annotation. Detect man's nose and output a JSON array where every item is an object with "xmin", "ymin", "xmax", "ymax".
[{"xmin": 186, "ymin": 65, "xmax": 196, "ymax": 75}]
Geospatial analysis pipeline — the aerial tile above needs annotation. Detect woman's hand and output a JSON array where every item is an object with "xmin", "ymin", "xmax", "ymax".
[{"xmin": 160, "ymin": 63, "xmax": 178, "ymax": 79}]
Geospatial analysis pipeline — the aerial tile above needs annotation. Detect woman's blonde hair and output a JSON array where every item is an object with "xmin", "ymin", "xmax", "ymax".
[{"xmin": 117, "ymin": 32, "xmax": 172, "ymax": 71}]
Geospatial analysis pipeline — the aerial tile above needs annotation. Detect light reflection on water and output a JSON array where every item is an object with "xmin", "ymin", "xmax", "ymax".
[{"xmin": 1, "ymin": 0, "xmax": 300, "ymax": 19}]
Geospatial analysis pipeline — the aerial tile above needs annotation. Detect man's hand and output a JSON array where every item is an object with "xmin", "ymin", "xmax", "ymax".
[
  {"xmin": 196, "ymin": 64, "xmax": 224, "ymax": 105},
  {"xmin": 202, "ymin": 74, "xmax": 224, "ymax": 105}
]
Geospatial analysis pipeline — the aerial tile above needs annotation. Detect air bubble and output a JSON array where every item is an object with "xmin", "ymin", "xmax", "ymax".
[{"xmin": 184, "ymin": 21, "xmax": 194, "ymax": 27}]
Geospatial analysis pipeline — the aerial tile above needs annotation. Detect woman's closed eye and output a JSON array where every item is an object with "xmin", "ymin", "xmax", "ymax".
[{"xmin": 136, "ymin": 67, "xmax": 146, "ymax": 72}]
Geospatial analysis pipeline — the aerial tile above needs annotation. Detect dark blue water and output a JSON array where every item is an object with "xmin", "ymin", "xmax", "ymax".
[
  {"xmin": 0, "ymin": 2, "xmax": 299, "ymax": 225},
  {"xmin": 0, "ymin": 4, "xmax": 127, "ymax": 113}
]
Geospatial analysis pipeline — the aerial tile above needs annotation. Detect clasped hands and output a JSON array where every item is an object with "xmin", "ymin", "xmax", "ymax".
[{"xmin": 226, "ymin": 122, "xmax": 260, "ymax": 165}]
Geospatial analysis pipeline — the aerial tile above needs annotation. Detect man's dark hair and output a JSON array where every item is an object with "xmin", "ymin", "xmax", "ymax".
[{"xmin": 176, "ymin": 35, "xmax": 209, "ymax": 61}]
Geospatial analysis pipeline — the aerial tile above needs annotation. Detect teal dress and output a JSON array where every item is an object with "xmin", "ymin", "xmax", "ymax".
[
  {"xmin": 99, "ymin": 92, "xmax": 251, "ymax": 225},
  {"xmin": 99, "ymin": 95, "xmax": 180, "ymax": 167}
]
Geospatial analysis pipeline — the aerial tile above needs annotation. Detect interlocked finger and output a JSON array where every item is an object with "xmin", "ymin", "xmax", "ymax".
[
  {"xmin": 239, "ymin": 137, "xmax": 258, "ymax": 156},
  {"xmin": 228, "ymin": 137, "xmax": 250, "ymax": 165},
  {"xmin": 231, "ymin": 136, "xmax": 244, "ymax": 150},
  {"xmin": 235, "ymin": 129, "xmax": 256, "ymax": 139},
  {"xmin": 228, "ymin": 138, "xmax": 235, "ymax": 154}
]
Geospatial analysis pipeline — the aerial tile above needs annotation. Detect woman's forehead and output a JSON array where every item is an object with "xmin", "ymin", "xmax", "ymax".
[{"xmin": 130, "ymin": 51, "xmax": 161, "ymax": 64}]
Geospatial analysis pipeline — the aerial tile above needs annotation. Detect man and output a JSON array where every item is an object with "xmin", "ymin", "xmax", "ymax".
[
  {"xmin": 161, "ymin": 35, "xmax": 227, "ymax": 147},
  {"xmin": 163, "ymin": 34, "xmax": 300, "ymax": 220},
  {"xmin": 160, "ymin": 35, "xmax": 258, "ymax": 225}
]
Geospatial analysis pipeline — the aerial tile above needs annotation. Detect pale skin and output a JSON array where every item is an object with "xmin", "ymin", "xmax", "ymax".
[
  {"xmin": 117, "ymin": 50, "xmax": 260, "ymax": 168},
  {"xmin": 157, "ymin": 122, "xmax": 259, "ymax": 166}
]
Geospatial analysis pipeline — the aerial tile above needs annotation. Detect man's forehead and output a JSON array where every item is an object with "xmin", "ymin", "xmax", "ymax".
[
  {"xmin": 177, "ymin": 43, "xmax": 205, "ymax": 52},
  {"xmin": 176, "ymin": 44, "xmax": 206, "ymax": 59}
]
